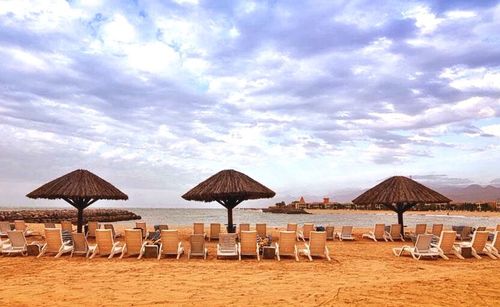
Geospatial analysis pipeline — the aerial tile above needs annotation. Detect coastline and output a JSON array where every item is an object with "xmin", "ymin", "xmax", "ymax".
[{"xmin": 306, "ymin": 209, "xmax": 500, "ymax": 217}]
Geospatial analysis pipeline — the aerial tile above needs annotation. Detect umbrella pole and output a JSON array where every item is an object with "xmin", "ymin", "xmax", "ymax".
[{"xmin": 227, "ymin": 207, "xmax": 234, "ymax": 233}]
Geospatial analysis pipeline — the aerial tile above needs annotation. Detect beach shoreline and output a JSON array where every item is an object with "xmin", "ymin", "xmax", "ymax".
[{"xmin": 305, "ymin": 209, "xmax": 500, "ymax": 217}]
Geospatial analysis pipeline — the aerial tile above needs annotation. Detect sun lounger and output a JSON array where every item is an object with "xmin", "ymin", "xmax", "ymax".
[
  {"xmin": 302, "ymin": 231, "xmax": 330, "ymax": 261},
  {"xmin": 193, "ymin": 223, "xmax": 206, "ymax": 239},
  {"xmin": 256, "ymin": 223, "xmax": 267, "ymax": 238},
  {"xmin": 276, "ymin": 231, "xmax": 298, "ymax": 261},
  {"xmin": 431, "ymin": 231, "xmax": 463, "ymax": 260},
  {"xmin": 135, "ymin": 222, "xmax": 149, "ymax": 239},
  {"xmin": 158, "ymin": 230, "xmax": 184, "ymax": 260},
  {"xmin": 209, "ymin": 223, "xmax": 221, "ymax": 241},
  {"xmin": 104, "ymin": 224, "xmax": 121, "ymax": 238},
  {"xmin": 413, "ymin": 224, "xmax": 427, "ymax": 236},
  {"xmin": 286, "ymin": 223, "xmax": 299, "ymax": 241},
  {"xmin": 336, "ymin": 226, "xmax": 355, "ymax": 241},
  {"xmin": 385, "ymin": 224, "xmax": 404, "ymax": 241},
  {"xmin": 188, "ymin": 234, "xmax": 207, "ymax": 260},
  {"xmin": 87, "ymin": 221, "xmax": 100, "ymax": 238},
  {"xmin": 325, "ymin": 226, "xmax": 335, "ymax": 240},
  {"xmin": 120, "ymin": 229, "xmax": 147, "ymax": 259},
  {"xmin": 239, "ymin": 223, "xmax": 250, "ymax": 239},
  {"xmin": 497, "ymin": 225, "xmax": 500, "ymax": 231},
  {"xmin": 362, "ymin": 224, "xmax": 387, "ymax": 242},
  {"xmin": 238, "ymin": 230, "xmax": 259, "ymax": 261},
  {"xmin": 486, "ymin": 231, "xmax": 500, "ymax": 259},
  {"xmin": 429, "ymin": 224, "xmax": 443, "ymax": 239},
  {"xmin": 61, "ymin": 220, "xmax": 74, "ymax": 233},
  {"xmin": 90, "ymin": 229, "xmax": 124, "ymax": 259},
  {"xmin": 456, "ymin": 231, "xmax": 496, "ymax": 259},
  {"xmin": 1, "ymin": 231, "xmax": 28, "ymax": 256},
  {"xmin": 44, "ymin": 222, "xmax": 56, "ymax": 229},
  {"xmin": 71, "ymin": 232, "xmax": 95, "ymax": 258},
  {"xmin": 217, "ymin": 233, "xmax": 238, "ymax": 259},
  {"xmin": 38, "ymin": 228, "xmax": 74, "ymax": 258},
  {"xmin": 0, "ymin": 221, "xmax": 12, "ymax": 236},
  {"xmin": 298, "ymin": 223, "xmax": 314, "ymax": 242},
  {"xmin": 393, "ymin": 234, "xmax": 440, "ymax": 260},
  {"xmin": 456, "ymin": 226, "xmax": 472, "ymax": 241},
  {"xmin": 14, "ymin": 220, "xmax": 34, "ymax": 236}
]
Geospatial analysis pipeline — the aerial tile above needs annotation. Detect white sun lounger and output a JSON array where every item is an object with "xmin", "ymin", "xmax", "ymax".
[
  {"xmin": 302, "ymin": 231, "xmax": 331, "ymax": 261},
  {"xmin": 1, "ymin": 231, "xmax": 28, "ymax": 256},
  {"xmin": 217, "ymin": 233, "xmax": 238, "ymax": 259},
  {"xmin": 362, "ymin": 224, "xmax": 387, "ymax": 242},
  {"xmin": 120, "ymin": 229, "xmax": 147, "ymax": 259},
  {"xmin": 90, "ymin": 229, "xmax": 124, "ymax": 259},
  {"xmin": 486, "ymin": 231, "xmax": 500, "ymax": 259},
  {"xmin": 276, "ymin": 231, "xmax": 299, "ymax": 261},
  {"xmin": 38, "ymin": 228, "xmax": 74, "ymax": 258},
  {"xmin": 336, "ymin": 226, "xmax": 355, "ymax": 241},
  {"xmin": 456, "ymin": 231, "xmax": 496, "ymax": 259},
  {"xmin": 385, "ymin": 224, "xmax": 404, "ymax": 241},
  {"xmin": 238, "ymin": 231, "xmax": 259, "ymax": 261},
  {"xmin": 393, "ymin": 234, "xmax": 440, "ymax": 260},
  {"xmin": 158, "ymin": 230, "xmax": 184, "ymax": 260},
  {"xmin": 431, "ymin": 231, "xmax": 463, "ymax": 260}
]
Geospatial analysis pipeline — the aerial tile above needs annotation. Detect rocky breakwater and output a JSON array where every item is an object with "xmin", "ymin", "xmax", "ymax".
[{"xmin": 0, "ymin": 209, "xmax": 141, "ymax": 223}]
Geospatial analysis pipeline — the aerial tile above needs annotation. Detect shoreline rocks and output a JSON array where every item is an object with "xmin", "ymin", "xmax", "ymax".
[{"xmin": 0, "ymin": 209, "xmax": 141, "ymax": 223}]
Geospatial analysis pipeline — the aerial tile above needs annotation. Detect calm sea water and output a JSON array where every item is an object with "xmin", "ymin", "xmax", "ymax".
[{"xmin": 126, "ymin": 208, "xmax": 500, "ymax": 228}]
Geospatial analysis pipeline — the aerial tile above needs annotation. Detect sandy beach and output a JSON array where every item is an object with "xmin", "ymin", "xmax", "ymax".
[{"xmin": 1, "ymin": 223, "xmax": 499, "ymax": 306}]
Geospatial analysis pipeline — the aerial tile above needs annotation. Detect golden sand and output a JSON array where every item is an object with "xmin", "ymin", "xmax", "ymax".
[{"xmin": 0, "ymin": 224, "xmax": 499, "ymax": 306}]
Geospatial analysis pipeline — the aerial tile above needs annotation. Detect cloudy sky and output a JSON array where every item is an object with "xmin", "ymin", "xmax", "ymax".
[{"xmin": 1, "ymin": 0, "xmax": 499, "ymax": 208}]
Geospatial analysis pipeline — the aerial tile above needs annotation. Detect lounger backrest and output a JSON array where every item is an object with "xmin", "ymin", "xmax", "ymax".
[
  {"xmin": 7, "ymin": 231, "xmax": 27, "ymax": 248},
  {"xmin": 190, "ymin": 234, "xmax": 206, "ymax": 255},
  {"xmin": 193, "ymin": 223, "xmax": 204, "ymax": 235},
  {"xmin": 279, "ymin": 231, "xmax": 296, "ymax": 254},
  {"xmin": 239, "ymin": 223, "xmax": 250, "ymax": 232},
  {"xmin": 240, "ymin": 231, "xmax": 257, "ymax": 255},
  {"xmin": 124, "ymin": 229, "xmax": 143, "ymax": 255},
  {"xmin": 302, "ymin": 224, "xmax": 315, "ymax": 240},
  {"xmin": 461, "ymin": 226, "xmax": 472, "ymax": 239},
  {"xmin": 256, "ymin": 224, "xmax": 267, "ymax": 237},
  {"xmin": 219, "ymin": 233, "xmax": 237, "ymax": 251},
  {"xmin": 287, "ymin": 223, "xmax": 297, "ymax": 232},
  {"xmin": 496, "ymin": 225, "xmax": 500, "ymax": 231},
  {"xmin": 309, "ymin": 231, "xmax": 326, "ymax": 255},
  {"xmin": 210, "ymin": 223, "xmax": 220, "ymax": 238},
  {"xmin": 158, "ymin": 225, "xmax": 169, "ymax": 231},
  {"xmin": 87, "ymin": 221, "xmax": 100, "ymax": 237},
  {"xmin": 44, "ymin": 222, "xmax": 56, "ymax": 229},
  {"xmin": 14, "ymin": 220, "xmax": 27, "ymax": 231},
  {"xmin": 72, "ymin": 232, "xmax": 88, "ymax": 253},
  {"xmin": 342, "ymin": 226, "xmax": 353, "ymax": 236},
  {"xmin": 135, "ymin": 222, "xmax": 147, "ymax": 236},
  {"xmin": 61, "ymin": 221, "xmax": 73, "ymax": 233},
  {"xmin": 326, "ymin": 226, "xmax": 335, "ymax": 239},
  {"xmin": 0, "ymin": 221, "xmax": 11, "ymax": 233},
  {"xmin": 374, "ymin": 224, "xmax": 385, "ymax": 238},
  {"xmin": 95, "ymin": 229, "xmax": 114, "ymax": 254},
  {"xmin": 415, "ymin": 224, "xmax": 427, "ymax": 235},
  {"xmin": 44, "ymin": 228, "xmax": 64, "ymax": 253},
  {"xmin": 431, "ymin": 224, "xmax": 443, "ymax": 237},
  {"xmin": 492, "ymin": 231, "xmax": 500, "ymax": 250},
  {"xmin": 476, "ymin": 226, "xmax": 486, "ymax": 231},
  {"xmin": 391, "ymin": 224, "xmax": 401, "ymax": 237},
  {"xmin": 104, "ymin": 224, "xmax": 117, "ymax": 237},
  {"xmin": 437, "ymin": 231, "xmax": 456, "ymax": 252},
  {"xmin": 471, "ymin": 231, "xmax": 489, "ymax": 251},
  {"xmin": 161, "ymin": 230, "xmax": 180, "ymax": 254},
  {"xmin": 414, "ymin": 234, "xmax": 433, "ymax": 252}
]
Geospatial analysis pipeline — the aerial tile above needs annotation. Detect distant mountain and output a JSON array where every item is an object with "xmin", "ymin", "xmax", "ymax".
[{"xmin": 435, "ymin": 184, "xmax": 500, "ymax": 203}]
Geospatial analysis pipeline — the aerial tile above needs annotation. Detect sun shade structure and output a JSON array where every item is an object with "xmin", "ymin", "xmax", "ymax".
[
  {"xmin": 182, "ymin": 169, "xmax": 275, "ymax": 233},
  {"xmin": 352, "ymin": 176, "xmax": 450, "ymax": 236},
  {"xmin": 26, "ymin": 169, "xmax": 128, "ymax": 233}
]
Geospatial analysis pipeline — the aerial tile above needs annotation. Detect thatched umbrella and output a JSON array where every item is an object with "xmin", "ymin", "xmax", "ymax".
[
  {"xmin": 27, "ymin": 169, "xmax": 128, "ymax": 233},
  {"xmin": 352, "ymin": 176, "xmax": 451, "ymax": 236},
  {"xmin": 182, "ymin": 169, "xmax": 275, "ymax": 233}
]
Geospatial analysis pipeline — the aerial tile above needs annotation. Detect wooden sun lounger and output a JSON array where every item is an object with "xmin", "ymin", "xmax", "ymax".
[{"xmin": 362, "ymin": 224, "xmax": 387, "ymax": 242}]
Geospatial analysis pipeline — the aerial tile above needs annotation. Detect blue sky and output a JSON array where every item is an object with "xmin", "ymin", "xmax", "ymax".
[{"xmin": 0, "ymin": 0, "xmax": 499, "ymax": 207}]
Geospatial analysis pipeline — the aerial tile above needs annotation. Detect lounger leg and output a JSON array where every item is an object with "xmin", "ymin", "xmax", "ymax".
[
  {"xmin": 55, "ymin": 247, "xmax": 64, "ymax": 258},
  {"xmin": 453, "ymin": 249, "xmax": 465, "ymax": 260},
  {"xmin": 471, "ymin": 249, "xmax": 481, "ymax": 259},
  {"xmin": 485, "ymin": 251, "xmax": 497, "ymax": 260},
  {"xmin": 439, "ymin": 252, "xmax": 449, "ymax": 260},
  {"xmin": 37, "ymin": 245, "xmax": 47, "ymax": 258},
  {"xmin": 308, "ymin": 253, "xmax": 312, "ymax": 261}
]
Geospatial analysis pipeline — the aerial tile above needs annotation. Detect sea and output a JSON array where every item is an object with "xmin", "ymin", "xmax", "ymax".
[{"xmin": 126, "ymin": 208, "xmax": 500, "ymax": 228}]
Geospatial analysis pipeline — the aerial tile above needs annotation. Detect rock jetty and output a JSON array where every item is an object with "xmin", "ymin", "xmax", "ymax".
[{"xmin": 0, "ymin": 209, "xmax": 141, "ymax": 223}]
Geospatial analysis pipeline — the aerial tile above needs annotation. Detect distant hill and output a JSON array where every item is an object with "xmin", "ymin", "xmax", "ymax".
[{"xmin": 435, "ymin": 184, "xmax": 500, "ymax": 203}]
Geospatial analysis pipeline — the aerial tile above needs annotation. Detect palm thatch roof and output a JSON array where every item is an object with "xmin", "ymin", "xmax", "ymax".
[
  {"xmin": 26, "ymin": 169, "xmax": 128, "ymax": 200},
  {"xmin": 182, "ymin": 169, "xmax": 275, "ymax": 202},
  {"xmin": 352, "ymin": 176, "xmax": 450, "ymax": 205}
]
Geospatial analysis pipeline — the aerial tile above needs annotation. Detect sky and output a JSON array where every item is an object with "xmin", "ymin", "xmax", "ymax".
[{"xmin": 0, "ymin": 0, "xmax": 499, "ymax": 208}]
